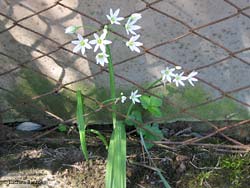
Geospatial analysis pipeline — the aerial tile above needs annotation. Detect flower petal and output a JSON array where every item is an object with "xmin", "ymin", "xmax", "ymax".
[
  {"xmin": 94, "ymin": 44, "xmax": 99, "ymax": 52},
  {"xmin": 81, "ymin": 47, "xmax": 86, "ymax": 55},
  {"xmin": 77, "ymin": 34, "xmax": 83, "ymax": 41},
  {"xmin": 71, "ymin": 40, "xmax": 80, "ymax": 45},
  {"xmin": 85, "ymin": 42, "xmax": 92, "ymax": 49},
  {"xmin": 114, "ymin": 9, "xmax": 120, "ymax": 17},
  {"xmin": 89, "ymin": 39, "xmax": 97, "ymax": 45},
  {"xmin": 73, "ymin": 44, "xmax": 81, "ymax": 53}
]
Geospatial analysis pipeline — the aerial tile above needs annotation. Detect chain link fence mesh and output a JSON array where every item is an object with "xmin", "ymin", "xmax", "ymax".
[{"xmin": 0, "ymin": 0, "xmax": 250, "ymax": 152}]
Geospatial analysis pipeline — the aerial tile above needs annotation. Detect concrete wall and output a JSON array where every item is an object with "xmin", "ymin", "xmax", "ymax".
[{"xmin": 0, "ymin": 0, "xmax": 250, "ymax": 125}]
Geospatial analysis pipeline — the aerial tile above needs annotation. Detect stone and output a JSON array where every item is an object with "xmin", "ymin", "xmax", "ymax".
[{"xmin": 16, "ymin": 122, "xmax": 42, "ymax": 131}]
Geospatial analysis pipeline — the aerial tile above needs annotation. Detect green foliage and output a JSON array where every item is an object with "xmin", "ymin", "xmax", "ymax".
[
  {"xmin": 58, "ymin": 124, "xmax": 67, "ymax": 132},
  {"xmin": 105, "ymin": 44, "xmax": 126, "ymax": 188},
  {"xmin": 76, "ymin": 90, "xmax": 88, "ymax": 160},
  {"xmin": 125, "ymin": 110, "xmax": 142, "ymax": 126},
  {"xmin": 197, "ymin": 171, "xmax": 212, "ymax": 186},
  {"xmin": 141, "ymin": 95, "xmax": 163, "ymax": 117},
  {"xmin": 139, "ymin": 123, "xmax": 163, "ymax": 149},
  {"xmin": 88, "ymin": 129, "xmax": 109, "ymax": 150},
  {"xmin": 220, "ymin": 156, "xmax": 249, "ymax": 187},
  {"xmin": 125, "ymin": 94, "xmax": 164, "ymax": 149},
  {"xmin": 105, "ymin": 121, "xmax": 126, "ymax": 188}
]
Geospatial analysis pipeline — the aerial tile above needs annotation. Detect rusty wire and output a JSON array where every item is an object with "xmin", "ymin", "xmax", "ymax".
[{"xmin": 0, "ymin": 0, "xmax": 250, "ymax": 152}]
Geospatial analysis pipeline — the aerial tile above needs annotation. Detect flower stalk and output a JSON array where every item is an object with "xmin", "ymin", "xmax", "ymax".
[{"xmin": 106, "ymin": 44, "xmax": 117, "ymax": 129}]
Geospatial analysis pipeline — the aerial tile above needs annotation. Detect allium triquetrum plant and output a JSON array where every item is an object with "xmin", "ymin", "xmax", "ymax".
[{"xmin": 65, "ymin": 8, "xmax": 198, "ymax": 188}]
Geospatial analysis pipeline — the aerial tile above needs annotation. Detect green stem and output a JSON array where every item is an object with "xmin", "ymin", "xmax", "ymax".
[
  {"xmin": 102, "ymin": 97, "xmax": 118, "ymax": 105},
  {"xmin": 106, "ymin": 45, "xmax": 117, "ymax": 129},
  {"xmin": 139, "ymin": 130, "xmax": 171, "ymax": 188},
  {"xmin": 126, "ymin": 104, "xmax": 134, "ymax": 117},
  {"xmin": 146, "ymin": 78, "xmax": 162, "ymax": 90}
]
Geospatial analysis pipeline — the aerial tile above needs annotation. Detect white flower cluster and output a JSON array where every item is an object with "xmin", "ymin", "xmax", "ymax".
[
  {"xmin": 161, "ymin": 66, "xmax": 198, "ymax": 87},
  {"xmin": 68, "ymin": 27, "xmax": 111, "ymax": 67},
  {"xmin": 65, "ymin": 9, "xmax": 143, "ymax": 68},
  {"xmin": 120, "ymin": 90, "xmax": 141, "ymax": 104},
  {"xmin": 65, "ymin": 9, "xmax": 198, "ymax": 106},
  {"xmin": 107, "ymin": 9, "xmax": 143, "ymax": 53}
]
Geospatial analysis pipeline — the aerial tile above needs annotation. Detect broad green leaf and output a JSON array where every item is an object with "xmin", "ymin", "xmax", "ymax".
[
  {"xmin": 125, "ymin": 110, "xmax": 142, "ymax": 126},
  {"xmin": 76, "ymin": 90, "xmax": 88, "ymax": 160},
  {"xmin": 148, "ymin": 106, "xmax": 162, "ymax": 117},
  {"xmin": 141, "ymin": 95, "xmax": 163, "ymax": 117},
  {"xmin": 143, "ymin": 123, "xmax": 163, "ymax": 149},
  {"xmin": 140, "ymin": 95, "xmax": 150, "ymax": 109},
  {"xmin": 150, "ymin": 96, "xmax": 162, "ymax": 107},
  {"xmin": 105, "ymin": 121, "xmax": 126, "ymax": 188}
]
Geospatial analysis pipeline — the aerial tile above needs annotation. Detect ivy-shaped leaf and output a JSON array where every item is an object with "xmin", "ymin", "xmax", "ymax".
[
  {"xmin": 140, "ymin": 95, "xmax": 151, "ymax": 110},
  {"xmin": 148, "ymin": 106, "xmax": 162, "ymax": 117},
  {"xmin": 140, "ymin": 95, "xmax": 163, "ymax": 117},
  {"xmin": 125, "ymin": 110, "xmax": 143, "ymax": 126},
  {"xmin": 139, "ymin": 123, "xmax": 163, "ymax": 149},
  {"xmin": 150, "ymin": 96, "xmax": 162, "ymax": 107}
]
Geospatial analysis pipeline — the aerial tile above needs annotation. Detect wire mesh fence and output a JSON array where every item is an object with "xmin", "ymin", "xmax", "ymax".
[{"xmin": 0, "ymin": 0, "xmax": 250, "ymax": 152}]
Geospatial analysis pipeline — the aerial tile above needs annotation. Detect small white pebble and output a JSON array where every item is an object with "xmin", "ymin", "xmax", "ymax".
[{"xmin": 16, "ymin": 122, "xmax": 42, "ymax": 131}]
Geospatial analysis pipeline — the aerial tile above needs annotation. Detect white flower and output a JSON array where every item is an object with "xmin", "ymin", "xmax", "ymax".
[
  {"xmin": 129, "ymin": 90, "xmax": 141, "ymax": 104},
  {"xmin": 187, "ymin": 71, "xmax": 198, "ymax": 86},
  {"xmin": 121, "ymin": 96, "xmax": 127, "ymax": 103},
  {"xmin": 106, "ymin": 8, "xmax": 124, "ymax": 25},
  {"xmin": 125, "ymin": 22, "xmax": 141, "ymax": 35},
  {"xmin": 71, "ymin": 34, "xmax": 92, "ymax": 55},
  {"xmin": 96, "ymin": 52, "xmax": 109, "ymax": 66},
  {"xmin": 173, "ymin": 72, "xmax": 187, "ymax": 87},
  {"xmin": 65, "ymin": 26, "xmax": 80, "ymax": 34},
  {"xmin": 120, "ymin": 92, "xmax": 127, "ymax": 103},
  {"xmin": 127, "ymin": 13, "xmax": 142, "ymax": 25},
  {"xmin": 161, "ymin": 67, "xmax": 176, "ymax": 84},
  {"xmin": 126, "ymin": 35, "xmax": 143, "ymax": 53},
  {"xmin": 89, "ymin": 31, "xmax": 112, "ymax": 52},
  {"xmin": 175, "ymin": 66, "xmax": 182, "ymax": 70}
]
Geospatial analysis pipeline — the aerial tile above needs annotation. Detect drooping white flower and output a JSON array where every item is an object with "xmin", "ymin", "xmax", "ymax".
[
  {"xmin": 129, "ymin": 90, "xmax": 141, "ymax": 104},
  {"xmin": 106, "ymin": 8, "xmax": 124, "ymax": 25},
  {"xmin": 65, "ymin": 26, "xmax": 81, "ymax": 34},
  {"xmin": 126, "ymin": 35, "xmax": 143, "ymax": 53},
  {"xmin": 89, "ymin": 31, "xmax": 112, "ymax": 52},
  {"xmin": 173, "ymin": 72, "xmax": 187, "ymax": 87},
  {"xmin": 187, "ymin": 71, "xmax": 198, "ymax": 86},
  {"xmin": 127, "ymin": 13, "xmax": 142, "ymax": 25},
  {"xmin": 120, "ymin": 92, "xmax": 127, "ymax": 103},
  {"xmin": 121, "ymin": 96, "xmax": 127, "ymax": 103},
  {"xmin": 125, "ymin": 22, "xmax": 141, "ymax": 35},
  {"xmin": 161, "ymin": 67, "xmax": 176, "ymax": 85},
  {"xmin": 71, "ymin": 34, "xmax": 92, "ymax": 55},
  {"xmin": 96, "ymin": 52, "xmax": 109, "ymax": 66}
]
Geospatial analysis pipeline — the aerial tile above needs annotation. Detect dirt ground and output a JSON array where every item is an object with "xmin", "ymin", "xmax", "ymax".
[{"xmin": 0, "ymin": 123, "xmax": 250, "ymax": 188}]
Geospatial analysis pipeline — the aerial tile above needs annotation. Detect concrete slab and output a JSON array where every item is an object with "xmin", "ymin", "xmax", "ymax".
[{"xmin": 0, "ymin": 0, "xmax": 250, "ymax": 124}]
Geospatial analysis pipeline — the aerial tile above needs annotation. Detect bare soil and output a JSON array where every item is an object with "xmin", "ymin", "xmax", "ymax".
[{"xmin": 0, "ymin": 123, "xmax": 250, "ymax": 188}]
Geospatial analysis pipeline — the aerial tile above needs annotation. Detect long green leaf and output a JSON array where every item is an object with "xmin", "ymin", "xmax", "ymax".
[
  {"xmin": 76, "ymin": 90, "xmax": 88, "ymax": 160},
  {"xmin": 88, "ymin": 129, "xmax": 109, "ymax": 150},
  {"xmin": 105, "ymin": 121, "xmax": 126, "ymax": 188},
  {"xmin": 105, "ymin": 128, "xmax": 115, "ymax": 188}
]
